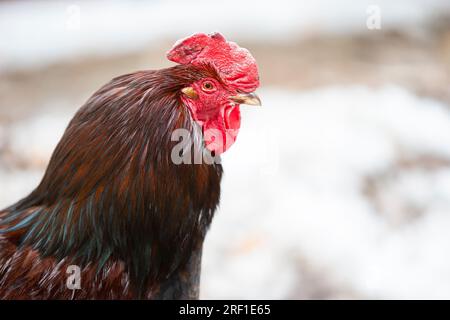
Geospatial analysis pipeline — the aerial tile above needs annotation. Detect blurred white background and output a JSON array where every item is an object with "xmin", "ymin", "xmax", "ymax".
[{"xmin": 1, "ymin": 0, "xmax": 450, "ymax": 299}]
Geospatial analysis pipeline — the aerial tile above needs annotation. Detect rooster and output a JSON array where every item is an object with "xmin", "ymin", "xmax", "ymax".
[{"xmin": 0, "ymin": 32, "xmax": 260, "ymax": 299}]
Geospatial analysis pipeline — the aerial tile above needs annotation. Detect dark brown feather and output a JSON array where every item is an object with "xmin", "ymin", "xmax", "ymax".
[{"xmin": 0, "ymin": 64, "xmax": 223, "ymax": 299}]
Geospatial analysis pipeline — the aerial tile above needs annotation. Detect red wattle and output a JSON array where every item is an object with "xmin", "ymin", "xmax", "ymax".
[{"xmin": 203, "ymin": 106, "xmax": 241, "ymax": 155}]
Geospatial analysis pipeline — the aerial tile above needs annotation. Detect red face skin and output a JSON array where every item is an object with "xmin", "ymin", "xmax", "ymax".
[
  {"xmin": 181, "ymin": 77, "xmax": 242, "ymax": 155},
  {"xmin": 167, "ymin": 32, "xmax": 260, "ymax": 155}
]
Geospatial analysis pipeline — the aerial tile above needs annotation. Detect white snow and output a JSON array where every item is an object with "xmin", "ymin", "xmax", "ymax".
[
  {"xmin": 201, "ymin": 85, "xmax": 450, "ymax": 299},
  {"xmin": 1, "ymin": 84, "xmax": 450, "ymax": 299},
  {"xmin": 8, "ymin": 112, "xmax": 73, "ymax": 166},
  {"xmin": 0, "ymin": 168, "xmax": 44, "ymax": 210},
  {"xmin": 1, "ymin": 0, "xmax": 450, "ymax": 71}
]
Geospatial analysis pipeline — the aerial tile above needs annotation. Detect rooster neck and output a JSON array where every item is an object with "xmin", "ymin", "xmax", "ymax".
[{"xmin": 0, "ymin": 66, "xmax": 223, "ymax": 297}]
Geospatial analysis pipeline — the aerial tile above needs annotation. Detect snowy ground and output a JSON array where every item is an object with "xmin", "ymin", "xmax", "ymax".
[
  {"xmin": 2, "ymin": 85, "xmax": 450, "ymax": 299},
  {"xmin": 202, "ymin": 86, "xmax": 450, "ymax": 299}
]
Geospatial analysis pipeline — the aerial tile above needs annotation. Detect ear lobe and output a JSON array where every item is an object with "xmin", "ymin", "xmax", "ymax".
[
  {"xmin": 181, "ymin": 87, "xmax": 198, "ymax": 99},
  {"xmin": 166, "ymin": 33, "xmax": 210, "ymax": 64}
]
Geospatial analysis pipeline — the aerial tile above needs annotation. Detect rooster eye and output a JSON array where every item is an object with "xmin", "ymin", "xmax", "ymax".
[{"xmin": 202, "ymin": 81, "xmax": 215, "ymax": 92}]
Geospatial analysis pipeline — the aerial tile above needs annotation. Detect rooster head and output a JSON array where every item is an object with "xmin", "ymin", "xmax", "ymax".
[{"xmin": 167, "ymin": 32, "xmax": 261, "ymax": 155}]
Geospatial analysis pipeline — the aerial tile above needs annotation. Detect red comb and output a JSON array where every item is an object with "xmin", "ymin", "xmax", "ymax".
[{"xmin": 167, "ymin": 32, "xmax": 260, "ymax": 92}]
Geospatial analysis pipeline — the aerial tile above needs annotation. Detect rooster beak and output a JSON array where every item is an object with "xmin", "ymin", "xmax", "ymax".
[{"xmin": 230, "ymin": 92, "xmax": 261, "ymax": 106}]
